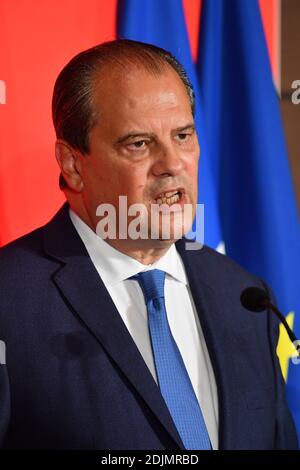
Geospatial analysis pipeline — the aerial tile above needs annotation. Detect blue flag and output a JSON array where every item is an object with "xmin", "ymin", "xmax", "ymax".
[
  {"xmin": 197, "ymin": 0, "xmax": 300, "ymax": 435},
  {"xmin": 117, "ymin": 0, "xmax": 222, "ymax": 248}
]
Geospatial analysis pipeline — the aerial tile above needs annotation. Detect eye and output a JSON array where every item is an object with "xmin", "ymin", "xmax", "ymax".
[
  {"xmin": 175, "ymin": 132, "xmax": 191, "ymax": 142},
  {"xmin": 126, "ymin": 140, "xmax": 148, "ymax": 150}
]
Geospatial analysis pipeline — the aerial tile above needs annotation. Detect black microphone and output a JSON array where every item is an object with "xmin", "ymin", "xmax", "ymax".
[{"xmin": 241, "ymin": 287, "xmax": 300, "ymax": 356}]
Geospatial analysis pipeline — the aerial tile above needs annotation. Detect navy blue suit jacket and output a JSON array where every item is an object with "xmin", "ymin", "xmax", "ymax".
[{"xmin": 0, "ymin": 203, "xmax": 297, "ymax": 449}]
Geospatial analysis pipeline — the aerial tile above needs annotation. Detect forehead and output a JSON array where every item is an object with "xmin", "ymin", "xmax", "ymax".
[{"xmin": 92, "ymin": 65, "xmax": 192, "ymax": 119}]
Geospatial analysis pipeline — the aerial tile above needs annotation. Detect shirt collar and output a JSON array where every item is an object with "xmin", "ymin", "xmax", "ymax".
[{"xmin": 69, "ymin": 208, "xmax": 187, "ymax": 287}]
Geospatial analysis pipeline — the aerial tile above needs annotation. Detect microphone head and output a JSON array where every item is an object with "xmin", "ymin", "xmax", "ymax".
[{"xmin": 240, "ymin": 287, "xmax": 270, "ymax": 312}]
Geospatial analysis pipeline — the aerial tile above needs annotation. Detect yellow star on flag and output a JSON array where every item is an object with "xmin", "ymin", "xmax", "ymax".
[{"xmin": 276, "ymin": 312, "xmax": 296, "ymax": 381}]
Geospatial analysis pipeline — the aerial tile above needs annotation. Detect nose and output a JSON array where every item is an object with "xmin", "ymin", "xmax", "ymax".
[{"xmin": 151, "ymin": 143, "xmax": 184, "ymax": 178}]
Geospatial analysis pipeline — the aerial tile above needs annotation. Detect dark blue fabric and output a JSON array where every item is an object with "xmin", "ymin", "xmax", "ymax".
[
  {"xmin": 0, "ymin": 204, "xmax": 297, "ymax": 449},
  {"xmin": 134, "ymin": 270, "xmax": 211, "ymax": 450},
  {"xmin": 197, "ymin": 1, "xmax": 300, "ymax": 435}
]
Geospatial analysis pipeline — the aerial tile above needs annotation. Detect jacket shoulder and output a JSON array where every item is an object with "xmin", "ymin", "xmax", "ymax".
[
  {"xmin": 0, "ymin": 226, "xmax": 44, "ymax": 267},
  {"xmin": 178, "ymin": 240, "xmax": 262, "ymax": 288},
  {"xmin": 0, "ymin": 203, "xmax": 69, "ymax": 270}
]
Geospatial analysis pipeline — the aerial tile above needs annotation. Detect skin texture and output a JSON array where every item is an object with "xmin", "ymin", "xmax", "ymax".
[{"xmin": 55, "ymin": 64, "xmax": 200, "ymax": 264}]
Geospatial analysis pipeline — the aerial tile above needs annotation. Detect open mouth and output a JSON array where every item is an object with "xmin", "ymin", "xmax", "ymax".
[{"xmin": 154, "ymin": 189, "xmax": 183, "ymax": 206}]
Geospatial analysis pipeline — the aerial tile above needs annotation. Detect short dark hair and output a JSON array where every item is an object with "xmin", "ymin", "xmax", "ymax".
[{"xmin": 52, "ymin": 39, "xmax": 195, "ymax": 189}]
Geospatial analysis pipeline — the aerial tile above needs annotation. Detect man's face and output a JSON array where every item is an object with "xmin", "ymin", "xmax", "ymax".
[{"xmin": 79, "ymin": 65, "xmax": 199, "ymax": 245}]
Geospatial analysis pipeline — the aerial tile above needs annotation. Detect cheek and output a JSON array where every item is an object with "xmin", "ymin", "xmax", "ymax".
[
  {"xmin": 186, "ymin": 156, "xmax": 199, "ymax": 183},
  {"xmin": 120, "ymin": 163, "xmax": 150, "ymax": 192},
  {"xmin": 122, "ymin": 178, "xmax": 148, "ymax": 202}
]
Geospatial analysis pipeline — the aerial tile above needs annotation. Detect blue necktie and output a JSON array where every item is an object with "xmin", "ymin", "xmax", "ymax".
[{"xmin": 133, "ymin": 269, "xmax": 211, "ymax": 450}]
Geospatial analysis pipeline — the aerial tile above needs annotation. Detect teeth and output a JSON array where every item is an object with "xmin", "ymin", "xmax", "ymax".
[
  {"xmin": 165, "ymin": 191, "xmax": 177, "ymax": 198},
  {"xmin": 156, "ymin": 190, "xmax": 178, "ymax": 199},
  {"xmin": 156, "ymin": 193, "xmax": 180, "ymax": 206}
]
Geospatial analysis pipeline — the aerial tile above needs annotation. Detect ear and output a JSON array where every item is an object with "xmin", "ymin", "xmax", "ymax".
[{"xmin": 55, "ymin": 140, "xmax": 84, "ymax": 192}]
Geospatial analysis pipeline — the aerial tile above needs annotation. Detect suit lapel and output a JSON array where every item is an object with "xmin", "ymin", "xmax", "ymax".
[
  {"xmin": 43, "ymin": 204, "xmax": 184, "ymax": 449},
  {"xmin": 176, "ymin": 240, "xmax": 236, "ymax": 450}
]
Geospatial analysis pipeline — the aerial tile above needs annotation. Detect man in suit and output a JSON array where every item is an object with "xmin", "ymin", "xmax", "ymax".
[{"xmin": 0, "ymin": 39, "xmax": 297, "ymax": 450}]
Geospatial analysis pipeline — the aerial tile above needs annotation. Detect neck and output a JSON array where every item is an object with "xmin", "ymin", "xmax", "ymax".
[{"xmin": 104, "ymin": 238, "xmax": 173, "ymax": 265}]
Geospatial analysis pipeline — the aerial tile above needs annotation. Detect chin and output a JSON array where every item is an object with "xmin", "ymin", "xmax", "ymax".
[
  {"xmin": 150, "ymin": 223, "xmax": 192, "ymax": 244},
  {"xmin": 151, "ymin": 210, "xmax": 193, "ymax": 240}
]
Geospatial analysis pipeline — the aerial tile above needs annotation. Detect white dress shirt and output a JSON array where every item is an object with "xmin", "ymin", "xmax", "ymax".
[{"xmin": 69, "ymin": 208, "xmax": 219, "ymax": 449}]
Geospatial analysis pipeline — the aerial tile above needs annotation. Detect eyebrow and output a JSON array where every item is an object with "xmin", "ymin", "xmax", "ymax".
[{"xmin": 115, "ymin": 123, "xmax": 196, "ymax": 145}]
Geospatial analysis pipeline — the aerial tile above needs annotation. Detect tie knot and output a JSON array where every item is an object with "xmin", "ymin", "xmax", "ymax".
[{"xmin": 133, "ymin": 269, "xmax": 165, "ymax": 304}]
